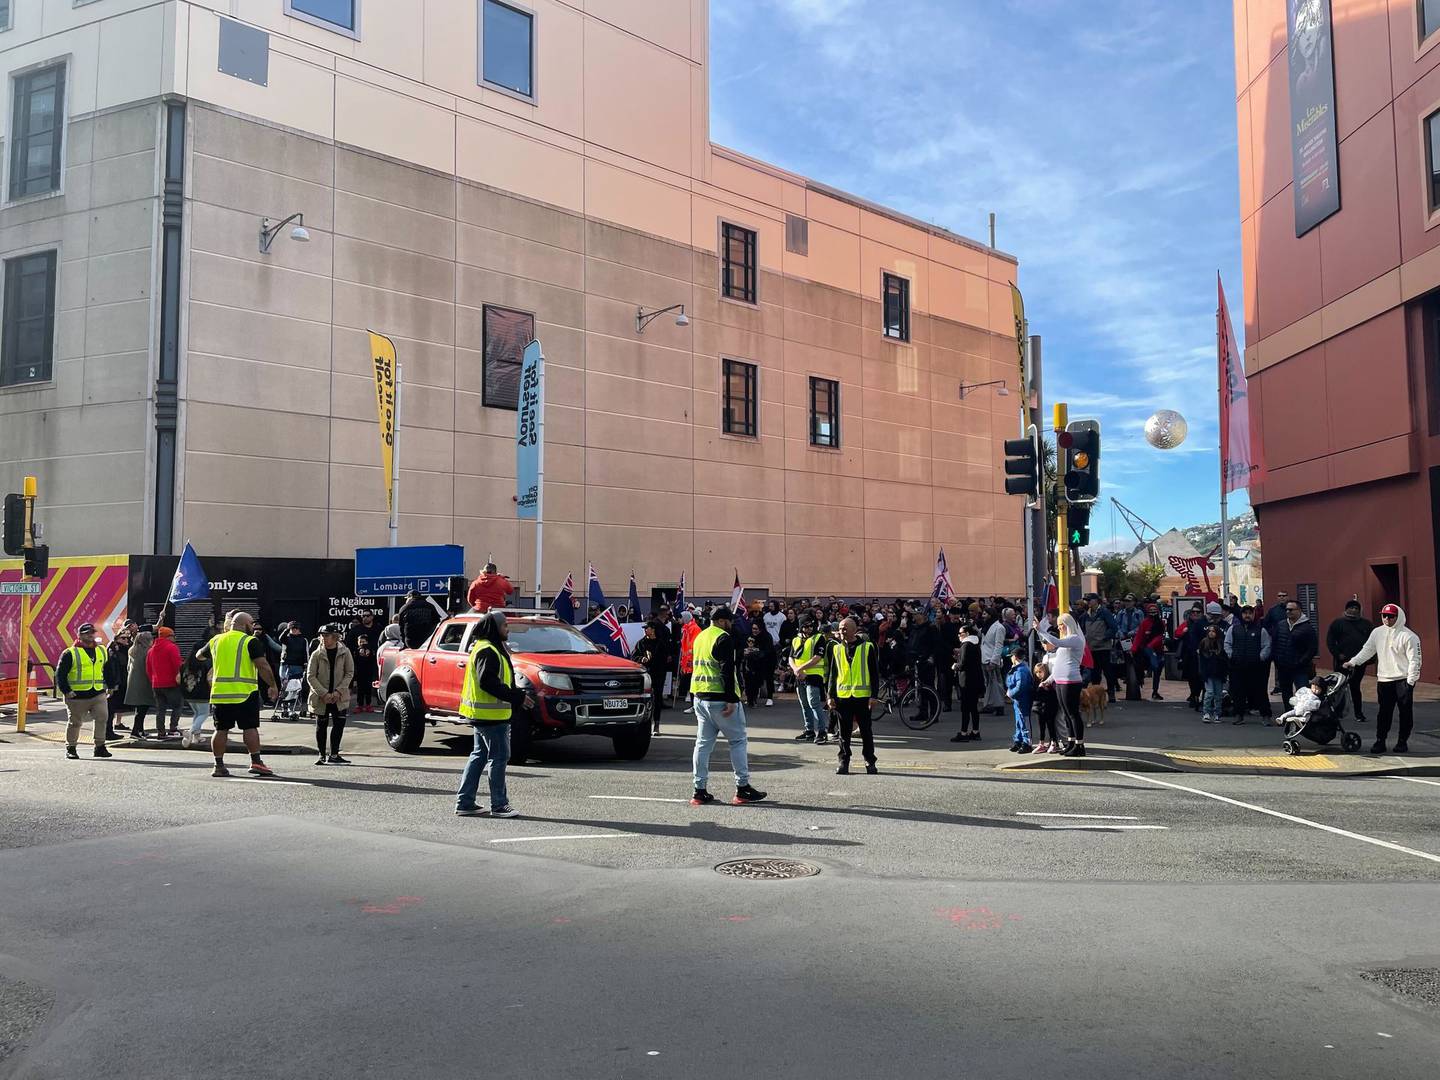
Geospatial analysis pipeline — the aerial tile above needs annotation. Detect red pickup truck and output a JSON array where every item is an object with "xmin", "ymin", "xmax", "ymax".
[{"xmin": 376, "ymin": 612, "xmax": 653, "ymax": 762}]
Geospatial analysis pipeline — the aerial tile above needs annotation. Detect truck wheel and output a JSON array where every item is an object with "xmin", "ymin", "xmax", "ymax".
[
  {"xmin": 612, "ymin": 725, "xmax": 652, "ymax": 761},
  {"xmin": 383, "ymin": 692, "xmax": 425, "ymax": 753}
]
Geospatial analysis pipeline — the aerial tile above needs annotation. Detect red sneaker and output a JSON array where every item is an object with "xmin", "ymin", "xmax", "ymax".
[{"xmin": 248, "ymin": 761, "xmax": 275, "ymax": 777}]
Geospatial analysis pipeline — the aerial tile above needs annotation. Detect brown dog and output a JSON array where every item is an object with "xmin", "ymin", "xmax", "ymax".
[{"xmin": 1080, "ymin": 684, "xmax": 1108, "ymax": 727}]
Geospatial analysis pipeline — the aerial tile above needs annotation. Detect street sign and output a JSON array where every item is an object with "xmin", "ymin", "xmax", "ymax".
[
  {"xmin": 0, "ymin": 580, "xmax": 42, "ymax": 596},
  {"xmin": 354, "ymin": 544, "xmax": 464, "ymax": 597}
]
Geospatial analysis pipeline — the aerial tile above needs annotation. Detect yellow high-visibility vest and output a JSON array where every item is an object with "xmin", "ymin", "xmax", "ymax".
[
  {"xmin": 209, "ymin": 630, "xmax": 258, "ymax": 705},
  {"xmin": 792, "ymin": 633, "xmax": 825, "ymax": 679},
  {"xmin": 831, "ymin": 641, "xmax": 873, "ymax": 698},
  {"xmin": 460, "ymin": 639, "xmax": 514, "ymax": 722},
  {"xmin": 65, "ymin": 645, "xmax": 106, "ymax": 693},
  {"xmin": 691, "ymin": 625, "xmax": 740, "ymax": 697}
]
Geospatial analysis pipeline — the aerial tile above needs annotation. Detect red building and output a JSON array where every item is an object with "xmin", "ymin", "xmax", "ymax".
[{"xmin": 1234, "ymin": 0, "xmax": 1440, "ymax": 679}]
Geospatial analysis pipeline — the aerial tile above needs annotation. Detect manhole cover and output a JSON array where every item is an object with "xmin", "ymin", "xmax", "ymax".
[
  {"xmin": 1360, "ymin": 968, "xmax": 1440, "ymax": 1009},
  {"xmin": 714, "ymin": 858, "xmax": 820, "ymax": 880}
]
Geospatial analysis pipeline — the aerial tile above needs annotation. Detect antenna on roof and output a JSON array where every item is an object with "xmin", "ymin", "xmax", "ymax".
[{"xmin": 989, "ymin": 212, "xmax": 996, "ymax": 249}]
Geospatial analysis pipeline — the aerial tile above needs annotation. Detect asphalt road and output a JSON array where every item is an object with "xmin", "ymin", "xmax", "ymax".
[{"xmin": 2, "ymin": 699, "xmax": 1438, "ymax": 1078}]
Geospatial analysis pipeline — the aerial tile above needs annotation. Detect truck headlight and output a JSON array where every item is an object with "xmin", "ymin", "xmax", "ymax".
[
  {"xmin": 642, "ymin": 673, "xmax": 652, "ymax": 692},
  {"xmin": 538, "ymin": 670, "xmax": 573, "ymax": 691}
]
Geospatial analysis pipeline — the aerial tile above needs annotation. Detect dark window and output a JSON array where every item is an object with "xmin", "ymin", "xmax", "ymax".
[
  {"xmin": 482, "ymin": 305, "xmax": 534, "ymax": 410},
  {"xmin": 1423, "ymin": 0, "xmax": 1440, "ymax": 40},
  {"xmin": 1297, "ymin": 583, "xmax": 1319, "ymax": 629},
  {"xmin": 482, "ymin": 0, "xmax": 535, "ymax": 99},
  {"xmin": 721, "ymin": 222, "xmax": 757, "ymax": 304},
  {"xmin": 1428, "ymin": 109, "xmax": 1440, "ymax": 212},
  {"xmin": 0, "ymin": 2, "xmax": 11, "ymax": 32},
  {"xmin": 809, "ymin": 376, "xmax": 840, "ymax": 448},
  {"xmin": 285, "ymin": 0, "xmax": 358, "ymax": 34},
  {"xmin": 883, "ymin": 272, "xmax": 910, "ymax": 341},
  {"xmin": 9, "ymin": 65, "xmax": 65, "ymax": 201},
  {"xmin": 1, "ymin": 251, "xmax": 57, "ymax": 387},
  {"xmin": 722, "ymin": 358, "xmax": 757, "ymax": 437},
  {"xmin": 1426, "ymin": 293, "xmax": 1440, "ymax": 436},
  {"xmin": 785, "ymin": 214, "xmax": 809, "ymax": 256}
]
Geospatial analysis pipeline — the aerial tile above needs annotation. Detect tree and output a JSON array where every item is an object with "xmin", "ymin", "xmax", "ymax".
[{"xmin": 1095, "ymin": 554, "xmax": 1165, "ymax": 600}]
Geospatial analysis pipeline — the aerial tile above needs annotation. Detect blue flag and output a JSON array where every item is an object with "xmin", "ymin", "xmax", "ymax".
[
  {"xmin": 553, "ymin": 571, "xmax": 576, "ymax": 625},
  {"xmin": 672, "ymin": 571, "xmax": 686, "ymax": 618},
  {"xmin": 587, "ymin": 563, "xmax": 607, "ymax": 612},
  {"xmin": 167, "ymin": 542, "xmax": 210, "ymax": 604},
  {"xmin": 581, "ymin": 606, "xmax": 629, "ymax": 658},
  {"xmin": 628, "ymin": 571, "xmax": 641, "ymax": 621}
]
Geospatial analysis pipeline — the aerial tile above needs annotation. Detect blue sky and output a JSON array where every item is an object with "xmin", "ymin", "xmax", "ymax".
[{"xmin": 709, "ymin": 0, "xmax": 1247, "ymax": 549}]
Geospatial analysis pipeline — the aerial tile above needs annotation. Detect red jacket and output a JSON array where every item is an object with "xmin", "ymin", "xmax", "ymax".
[
  {"xmin": 467, "ymin": 573, "xmax": 513, "ymax": 612},
  {"xmin": 146, "ymin": 636, "xmax": 183, "ymax": 689},
  {"xmin": 1131, "ymin": 616, "xmax": 1167, "ymax": 656}
]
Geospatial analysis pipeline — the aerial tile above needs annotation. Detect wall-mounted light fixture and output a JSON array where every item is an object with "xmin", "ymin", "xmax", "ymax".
[
  {"xmin": 259, "ymin": 212, "xmax": 311, "ymax": 254},
  {"xmin": 957, "ymin": 379, "xmax": 1011, "ymax": 400},
  {"xmin": 636, "ymin": 304, "xmax": 690, "ymax": 334}
]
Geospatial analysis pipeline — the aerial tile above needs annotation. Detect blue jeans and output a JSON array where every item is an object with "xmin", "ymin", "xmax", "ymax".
[
  {"xmin": 692, "ymin": 699, "xmax": 750, "ymax": 789},
  {"xmin": 456, "ymin": 722, "xmax": 511, "ymax": 811},
  {"xmin": 798, "ymin": 683, "xmax": 826, "ymax": 735},
  {"xmin": 1012, "ymin": 699, "xmax": 1032, "ymax": 744},
  {"xmin": 1202, "ymin": 677, "xmax": 1225, "ymax": 718},
  {"xmin": 188, "ymin": 699, "xmax": 210, "ymax": 737}
]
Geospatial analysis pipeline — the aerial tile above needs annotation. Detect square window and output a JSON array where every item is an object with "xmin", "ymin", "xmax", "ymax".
[
  {"xmin": 723, "ymin": 358, "xmax": 757, "ymax": 437},
  {"xmin": 482, "ymin": 0, "xmax": 535, "ymax": 100},
  {"xmin": 482, "ymin": 305, "xmax": 534, "ymax": 410},
  {"xmin": 809, "ymin": 376, "xmax": 840, "ymax": 448},
  {"xmin": 883, "ymin": 272, "xmax": 910, "ymax": 341},
  {"xmin": 284, "ymin": 0, "xmax": 359, "ymax": 37},
  {"xmin": 1423, "ymin": 0, "xmax": 1440, "ymax": 41},
  {"xmin": 9, "ymin": 65, "xmax": 65, "ymax": 201},
  {"xmin": 1, "ymin": 251, "xmax": 57, "ymax": 387},
  {"xmin": 721, "ymin": 222, "xmax": 757, "ymax": 304}
]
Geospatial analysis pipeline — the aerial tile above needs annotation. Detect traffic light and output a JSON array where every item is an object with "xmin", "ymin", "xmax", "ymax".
[
  {"xmin": 1067, "ymin": 504, "xmax": 1091, "ymax": 548},
  {"xmin": 1002, "ymin": 425, "xmax": 1040, "ymax": 498},
  {"xmin": 23, "ymin": 544, "xmax": 48, "ymax": 579},
  {"xmin": 1060, "ymin": 419, "xmax": 1101, "ymax": 503},
  {"xmin": 3, "ymin": 493, "xmax": 24, "ymax": 556}
]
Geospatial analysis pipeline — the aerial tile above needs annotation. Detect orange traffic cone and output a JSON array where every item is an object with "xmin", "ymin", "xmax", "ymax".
[{"xmin": 25, "ymin": 669, "xmax": 39, "ymax": 711}]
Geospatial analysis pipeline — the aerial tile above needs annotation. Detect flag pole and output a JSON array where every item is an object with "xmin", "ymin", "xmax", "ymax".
[
  {"xmin": 389, "ymin": 360, "xmax": 402, "ymax": 549},
  {"xmin": 1217, "ymin": 281, "xmax": 1230, "ymax": 603},
  {"xmin": 533, "ymin": 350, "xmax": 546, "ymax": 610}
]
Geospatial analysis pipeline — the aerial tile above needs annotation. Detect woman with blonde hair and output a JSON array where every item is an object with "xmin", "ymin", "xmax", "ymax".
[{"xmin": 1034, "ymin": 611, "xmax": 1088, "ymax": 757}]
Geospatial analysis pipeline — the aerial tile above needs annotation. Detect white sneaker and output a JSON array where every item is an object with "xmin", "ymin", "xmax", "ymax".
[
  {"xmin": 684, "ymin": 705, "xmax": 694, "ymax": 714},
  {"xmin": 765, "ymin": 699, "xmax": 774, "ymax": 707}
]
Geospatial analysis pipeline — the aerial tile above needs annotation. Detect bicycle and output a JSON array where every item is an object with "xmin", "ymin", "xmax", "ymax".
[{"xmin": 869, "ymin": 666, "xmax": 942, "ymax": 730}]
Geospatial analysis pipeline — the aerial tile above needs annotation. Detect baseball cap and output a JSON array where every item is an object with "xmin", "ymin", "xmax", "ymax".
[
  {"xmin": 157, "ymin": 626, "xmax": 174, "ymax": 638},
  {"xmin": 1380, "ymin": 604, "xmax": 1400, "ymax": 617},
  {"xmin": 320, "ymin": 622, "xmax": 344, "ymax": 635},
  {"xmin": 77, "ymin": 622, "xmax": 96, "ymax": 634}
]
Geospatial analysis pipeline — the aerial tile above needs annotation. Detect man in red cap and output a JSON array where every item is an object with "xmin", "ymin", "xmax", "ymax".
[{"xmin": 1345, "ymin": 604, "xmax": 1421, "ymax": 754}]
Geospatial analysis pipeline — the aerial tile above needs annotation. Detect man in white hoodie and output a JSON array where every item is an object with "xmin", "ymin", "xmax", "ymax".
[{"xmin": 1344, "ymin": 604, "xmax": 1421, "ymax": 754}]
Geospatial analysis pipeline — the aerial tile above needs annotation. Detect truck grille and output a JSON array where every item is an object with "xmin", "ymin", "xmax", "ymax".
[{"xmin": 569, "ymin": 672, "xmax": 645, "ymax": 696}]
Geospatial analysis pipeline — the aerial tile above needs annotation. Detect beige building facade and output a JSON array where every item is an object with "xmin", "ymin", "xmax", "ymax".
[{"xmin": 0, "ymin": 0, "xmax": 1024, "ymax": 599}]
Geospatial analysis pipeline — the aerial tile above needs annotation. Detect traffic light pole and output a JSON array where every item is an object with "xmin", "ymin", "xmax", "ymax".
[
  {"xmin": 1053, "ymin": 403, "xmax": 1069, "ymax": 616},
  {"xmin": 14, "ymin": 475, "xmax": 37, "ymax": 734}
]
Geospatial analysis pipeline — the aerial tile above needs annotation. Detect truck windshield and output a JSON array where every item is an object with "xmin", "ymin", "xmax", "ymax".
[{"xmin": 507, "ymin": 624, "xmax": 603, "ymax": 655}]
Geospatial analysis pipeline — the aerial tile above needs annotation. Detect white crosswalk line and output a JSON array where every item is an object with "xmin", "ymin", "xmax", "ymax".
[{"xmin": 1016, "ymin": 812, "xmax": 1140, "ymax": 820}]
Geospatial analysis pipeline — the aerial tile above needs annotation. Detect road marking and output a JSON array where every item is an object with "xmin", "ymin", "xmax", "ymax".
[
  {"xmin": 208, "ymin": 776, "xmax": 313, "ymax": 787},
  {"xmin": 588, "ymin": 795, "xmax": 690, "ymax": 803},
  {"xmin": 1038, "ymin": 824, "xmax": 1168, "ymax": 831},
  {"xmin": 1393, "ymin": 776, "xmax": 1440, "ymax": 788},
  {"xmin": 488, "ymin": 834, "xmax": 628, "ymax": 844},
  {"xmin": 1015, "ymin": 812, "xmax": 1140, "ymax": 820},
  {"xmin": 1115, "ymin": 771, "xmax": 1440, "ymax": 865}
]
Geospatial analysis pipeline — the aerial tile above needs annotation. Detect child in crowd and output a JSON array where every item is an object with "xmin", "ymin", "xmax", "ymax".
[
  {"xmin": 1004, "ymin": 652, "xmax": 1034, "ymax": 754},
  {"xmin": 1032, "ymin": 662, "xmax": 1060, "ymax": 753},
  {"xmin": 1277, "ymin": 675, "xmax": 1328, "ymax": 733}
]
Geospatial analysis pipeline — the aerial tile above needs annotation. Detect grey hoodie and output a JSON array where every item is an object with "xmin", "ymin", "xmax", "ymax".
[{"xmin": 1348, "ymin": 607, "xmax": 1422, "ymax": 685}]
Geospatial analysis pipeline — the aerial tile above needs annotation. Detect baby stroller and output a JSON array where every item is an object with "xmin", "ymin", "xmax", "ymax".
[
  {"xmin": 1281, "ymin": 672, "xmax": 1363, "ymax": 756},
  {"xmin": 275, "ymin": 677, "xmax": 305, "ymax": 721}
]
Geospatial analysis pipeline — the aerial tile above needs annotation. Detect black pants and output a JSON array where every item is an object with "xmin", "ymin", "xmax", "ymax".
[
  {"xmin": 958, "ymin": 687, "xmax": 981, "ymax": 734},
  {"xmin": 649, "ymin": 679, "xmax": 664, "ymax": 724},
  {"xmin": 1229, "ymin": 662, "xmax": 1271, "ymax": 719},
  {"xmin": 1345, "ymin": 666, "xmax": 1366, "ymax": 719},
  {"xmin": 131, "ymin": 704, "xmax": 150, "ymax": 734},
  {"xmin": 1375, "ymin": 681, "xmax": 1414, "ymax": 745},
  {"xmin": 1057, "ymin": 682, "xmax": 1084, "ymax": 743},
  {"xmin": 1275, "ymin": 664, "xmax": 1309, "ymax": 708},
  {"xmin": 1124, "ymin": 655, "xmax": 1143, "ymax": 701},
  {"xmin": 834, "ymin": 698, "xmax": 875, "ymax": 766},
  {"xmin": 355, "ymin": 682, "xmax": 375, "ymax": 708},
  {"xmin": 1185, "ymin": 664, "xmax": 1203, "ymax": 706},
  {"xmin": 937, "ymin": 663, "xmax": 954, "ymax": 710},
  {"xmin": 1089, "ymin": 652, "xmax": 1117, "ymax": 700},
  {"xmin": 1036, "ymin": 703, "xmax": 1059, "ymax": 744},
  {"xmin": 316, "ymin": 705, "xmax": 347, "ymax": 755}
]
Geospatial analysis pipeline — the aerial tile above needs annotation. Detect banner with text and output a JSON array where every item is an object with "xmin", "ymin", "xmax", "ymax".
[
  {"xmin": 1287, "ymin": 0, "xmax": 1340, "ymax": 236},
  {"xmin": 516, "ymin": 339, "xmax": 543, "ymax": 520},
  {"xmin": 1219, "ymin": 276, "xmax": 1264, "ymax": 493},
  {"xmin": 369, "ymin": 331, "xmax": 398, "ymax": 516}
]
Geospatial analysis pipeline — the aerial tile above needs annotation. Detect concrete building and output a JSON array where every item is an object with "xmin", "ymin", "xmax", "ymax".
[
  {"xmin": 0, "ymin": 0, "xmax": 1026, "ymax": 601},
  {"xmin": 1234, "ymin": 0, "xmax": 1440, "ymax": 678}
]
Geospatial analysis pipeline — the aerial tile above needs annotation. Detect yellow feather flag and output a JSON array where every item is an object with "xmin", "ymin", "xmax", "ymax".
[{"xmin": 368, "ymin": 331, "xmax": 398, "ymax": 516}]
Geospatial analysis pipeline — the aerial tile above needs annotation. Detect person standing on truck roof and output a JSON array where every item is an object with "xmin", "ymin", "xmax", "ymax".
[
  {"xmin": 398, "ymin": 590, "xmax": 442, "ymax": 649},
  {"xmin": 467, "ymin": 562, "xmax": 514, "ymax": 613},
  {"xmin": 455, "ymin": 612, "xmax": 533, "ymax": 819}
]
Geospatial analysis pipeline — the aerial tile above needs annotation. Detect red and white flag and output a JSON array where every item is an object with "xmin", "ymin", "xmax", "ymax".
[
  {"xmin": 1041, "ymin": 576, "xmax": 1058, "ymax": 615},
  {"xmin": 730, "ymin": 570, "xmax": 744, "ymax": 613},
  {"xmin": 1218, "ymin": 275, "xmax": 1264, "ymax": 493},
  {"xmin": 932, "ymin": 548, "xmax": 955, "ymax": 602}
]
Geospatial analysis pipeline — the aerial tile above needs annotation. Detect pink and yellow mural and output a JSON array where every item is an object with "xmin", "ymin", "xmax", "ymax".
[{"xmin": 0, "ymin": 555, "xmax": 129, "ymax": 688}]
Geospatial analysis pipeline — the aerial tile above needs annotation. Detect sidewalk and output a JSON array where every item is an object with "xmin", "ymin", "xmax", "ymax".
[{"xmin": 0, "ymin": 699, "xmax": 308, "ymax": 754}]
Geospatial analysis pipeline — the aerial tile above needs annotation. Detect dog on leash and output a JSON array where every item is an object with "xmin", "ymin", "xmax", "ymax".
[{"xmin": 1079, "ymin": 684, "xmax": 1108, "ymax": 727}]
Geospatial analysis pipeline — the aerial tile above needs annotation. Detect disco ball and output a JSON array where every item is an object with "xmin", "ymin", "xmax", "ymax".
[{"xmin": 1144, "ymin": 410, "xmax": 1188, "ymax": 450}]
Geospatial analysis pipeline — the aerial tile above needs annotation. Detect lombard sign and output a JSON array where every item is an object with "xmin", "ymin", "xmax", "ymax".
[
  {"xmin": 354, "ymin": 545, "xmax": 464, "ymax": 597},
  {"xmin": 1287, "ymin": 0, "xmax": 1341, "ymax": 236}
]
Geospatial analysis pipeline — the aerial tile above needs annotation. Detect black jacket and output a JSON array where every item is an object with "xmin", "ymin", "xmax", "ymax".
[
  {"xmin": 398, "ymin": 597, "xmax": 442, "ymax": 649},
  {"xmin": 1273, "ymin": 616, "xmax": 1317, "ymax": 670},
  {"xmin": 907, "ymin": 622, "xmax": 942, "ymax": 667},
  {"xmin": 1326, "ymin": 613, "xmax": 1373, "ymax": 666}
]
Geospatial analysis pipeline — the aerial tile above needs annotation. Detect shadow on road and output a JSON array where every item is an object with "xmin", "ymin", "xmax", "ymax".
[
  {"xmin": 106, "ymin": 757, "xmax": 451, "ymax": 797},
  {"xmin": 532, "ymin": 816, "xmax": 863, "ymax": 848},
  {"xmin": 767, "ymin": 801, "xmax": 1045, "ymax": 832}
]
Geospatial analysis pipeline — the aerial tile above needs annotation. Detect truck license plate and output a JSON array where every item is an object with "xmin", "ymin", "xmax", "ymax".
[{"xmin": 603, "ymin": 698, "xmax": 627, "ymax": 710}]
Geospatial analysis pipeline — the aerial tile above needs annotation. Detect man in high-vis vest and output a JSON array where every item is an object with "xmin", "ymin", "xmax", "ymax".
[
  {"xmin": 826, "ymin": 616, "xmax": 880, "ymax": 775},
  {"xmin": 455, "ymin": 611, "xmax": 533, "ymax": 818},
  {"xmin": 58, "ymin": 622, "xmax": 114, "ymax": 760},
  {"xmin": 789, "ymin": 616, "xmax": 829, "ymax": 744},
  {"xmin": 195, "ymin": 611, "xmax": 280, "ymax": 778},
  {"xmin": 688, "ymin": 608, "xmax": 767, "ymax": 807}
]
